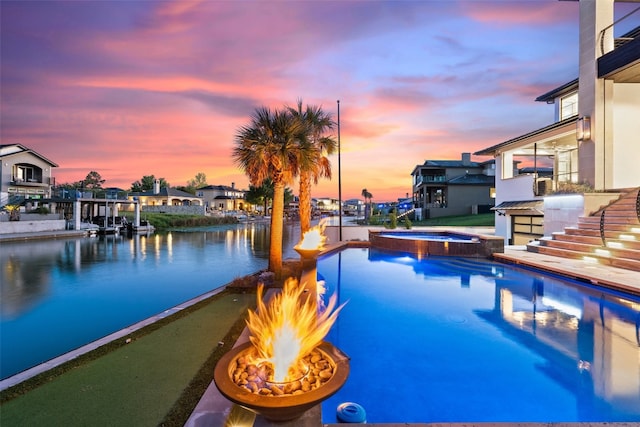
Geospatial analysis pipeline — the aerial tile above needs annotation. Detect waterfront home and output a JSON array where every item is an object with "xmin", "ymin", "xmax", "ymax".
[
  {"xmin": 0, "ymin": 143, "xmax": 57, "ymax": 208},
  {"xmin": 411, "ymin": 152, "xmax": 495, "ymax": 220},
  {"xmin": 475, "ymin": 1, "xmax": 640, "ymax": 246}
]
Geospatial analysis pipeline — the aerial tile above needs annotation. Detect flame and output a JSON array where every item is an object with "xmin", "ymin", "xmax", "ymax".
[
  {"xmin": 298, "ymin": 220, "xmax": 327, "ymax": 250},
  {"xmin": 245, "ymin": 278, "xmax": 344, "ymax": 383}
]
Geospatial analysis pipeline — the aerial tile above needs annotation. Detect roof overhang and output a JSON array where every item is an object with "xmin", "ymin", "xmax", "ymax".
[
  {"xmin": 491, "ymin": 200, "xmax": 544, "ymax": 215},
  {"xmin": 475, "ymin": 117, "xmax": 578, "ymax": 157}
]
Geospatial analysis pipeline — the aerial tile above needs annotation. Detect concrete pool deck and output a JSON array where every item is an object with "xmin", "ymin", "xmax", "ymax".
[{"xmin": 186, "ymin": 243, "xmax": 640, "ymax": 427}]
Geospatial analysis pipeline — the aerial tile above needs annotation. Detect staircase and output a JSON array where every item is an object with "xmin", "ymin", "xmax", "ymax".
[{"xmin": 527, "ymin": 187, "xmax": 640, "ymax": 272}]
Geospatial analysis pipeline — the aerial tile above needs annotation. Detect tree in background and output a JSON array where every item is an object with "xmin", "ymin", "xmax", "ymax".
[
  {"xmin": 233, "ymin": 106, "xmax": 304, "ymax": 278},
  {"xmin": 245, "ymin": 179, "xmax": 274, "ymax": 215},
  {"xmin": 130, "ymin": 175, "xmax": 169, "ymax": 192},
  {"xmin": 287, "ymin": 99, "xmax": 336, "ymax": 234},
  {"xmin": 83, "ymin": 171, "xmax": 105, "ymax": 190},
  {"xmin": 361, "ymin": 188, "xmax": 373, "ymax": 221},
  {"xmin": 185, "ymin": 172, "xmax": 208, "ymax": 194}
]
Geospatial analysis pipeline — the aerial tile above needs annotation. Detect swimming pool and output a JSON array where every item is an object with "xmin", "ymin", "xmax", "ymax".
[
  {"xmin": 369, "ymin": 230, "xmax": 503, "ymax": 257},
  {"xmin": 317, "ymin": 248, "xmax": 640, "ymax": 423}
]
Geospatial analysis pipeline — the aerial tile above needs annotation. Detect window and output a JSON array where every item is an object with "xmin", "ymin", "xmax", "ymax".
[
  {"xmin": 14, "ymin": 165, "xmax": 35, "ymax": 182},
  {"xmin": 560, "ymin": 93, "xmax": 578, "ymax": 120},
  {"xmin": 556, "ymin": 149, "xmax": 578, "ymax": 183}
]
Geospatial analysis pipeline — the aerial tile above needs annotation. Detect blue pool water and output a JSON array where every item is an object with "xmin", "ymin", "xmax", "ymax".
[
  {"xmin": 318, "ymin": 248, "xmax": 640, "ymax": 423},
  {"xmin": 378, "ymin": 231, "xmax": 474, "ymax": 241}
]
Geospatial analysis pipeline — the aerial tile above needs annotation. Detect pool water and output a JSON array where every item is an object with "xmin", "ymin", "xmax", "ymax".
[
  {"xmin": 318, "ymin": 248, "xmax": 640, "ymax": 423},
  {"xmin": 378, "ymin": 231, "xmax": 474, "ymax": 241}
]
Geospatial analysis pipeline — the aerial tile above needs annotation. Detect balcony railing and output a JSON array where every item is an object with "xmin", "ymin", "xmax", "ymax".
[
  {"xmin": 415, "ymin": 175, "xmax": 447, "ymax": 185},
  {"xmin": 598, "ymin": 6, "xmax": 640, "ymax": 55},
  {"xmin": 10, "ymin": 177, "xmax": 53, "ymax": 186}
]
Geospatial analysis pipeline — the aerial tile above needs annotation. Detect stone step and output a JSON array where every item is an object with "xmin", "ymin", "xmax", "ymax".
[
  {"xmin": 527, "ymin": 244, "xmax": 640, "ymax": 272},
  {"xmin": 601, "ymin": 207, "xmax": 639, "ymax": 217},
  {"xmin": 578, "ymin": 215, "xmax": 639, "ymax": 226},
  {"xmin": 563, "ymin": 227, "xmax": 640, "ymax": 243},
  {"xmin": 564, "ymin": 227, "xmax": 601, "ymax": 237},
  {"xmin": 538, "ymin": 237, "xmax": 640, "ymax": 263},
  {"xmin": 552, "ymin": 232, "xmax": 602, "ymax": 245}
]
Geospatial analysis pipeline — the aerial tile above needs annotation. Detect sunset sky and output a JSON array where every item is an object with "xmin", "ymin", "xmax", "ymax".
[{"xmin": 1, "ymin": 1, "xmax": 636, "ymax": 201}]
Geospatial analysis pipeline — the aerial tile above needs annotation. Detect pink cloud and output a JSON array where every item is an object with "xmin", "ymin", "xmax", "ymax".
[{"xmin": 460, "ymin": 2, "xmax": 576, "ymax": 26}]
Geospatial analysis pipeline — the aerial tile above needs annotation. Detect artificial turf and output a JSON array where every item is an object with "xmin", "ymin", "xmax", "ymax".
[{"xmin": 0, "ymin": 290, "xmax": 256, "ymax": 427}]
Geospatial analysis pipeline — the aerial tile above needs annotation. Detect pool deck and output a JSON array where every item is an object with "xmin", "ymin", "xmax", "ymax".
[
  {"xmin": 496, "ymin": 245, "xmax": 640, "ymax": 296},
  {"xmin": 186, "ymin": 243, "xmax": 640, "ymax": 427}
]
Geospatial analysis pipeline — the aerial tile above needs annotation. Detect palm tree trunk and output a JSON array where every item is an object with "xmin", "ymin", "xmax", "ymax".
[
  {"xmin": 299, "ymin": 172, "xmax": 312, "ymax": 234},
  {"xmin": 269, "ymin": 181, "xmax": 285, "ymax": 279}
]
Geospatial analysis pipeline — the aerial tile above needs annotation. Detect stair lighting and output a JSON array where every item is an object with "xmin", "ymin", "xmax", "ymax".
[
  {"xmin": 606, "ymin": 241, "xmax": 624, "ymax": 249},
  {"xmin": 631, "ymin": 227, "xmax": 640, "ymax": 233},
  {"xmin": 594, "ymin": 248, "xmax": 611, "ymax": 257},
  {"xmin": 582, "ymin": 256, "xmax": 599, "ymax": 264},
  {"xmin": 619, "ymin": 234, "xmax": 636, "ymax": 241}
]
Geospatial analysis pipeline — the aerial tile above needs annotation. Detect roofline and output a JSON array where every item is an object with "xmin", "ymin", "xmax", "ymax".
[
  {"xmin": 0, "ymin": 143, "xmax": 59, "ymax": 167},
  {"xmin": 474, "ymin": 115, "xmax": 578, "ymax": 156},
  {"xmin": 534, "ymin": 78, "xmax": 578, "ymax": 103}
]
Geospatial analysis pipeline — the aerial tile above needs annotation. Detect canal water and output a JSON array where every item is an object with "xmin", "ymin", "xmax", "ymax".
[{"xmin": 0, "ymin": 220, "xmax": 302, "ymax": 380}]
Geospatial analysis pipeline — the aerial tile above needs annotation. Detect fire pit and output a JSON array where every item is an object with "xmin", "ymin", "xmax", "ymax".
[
  {"xmin": 214, "ymin": 276, "xmax": 349, "ymax": 421},
  {"xmin": 214, "ymin": 340, "xmax": 350, "ymax": 421}
]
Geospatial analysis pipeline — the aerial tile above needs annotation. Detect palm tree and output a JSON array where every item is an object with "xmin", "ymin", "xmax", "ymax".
[
  {"xmin": 287, "ymin": 100, "xmax": 337, "ymax": 234},
  {"xmin": 233, "ymin": 107, "xmax": 304, "ymax": 279},
  {"xmin": 361, "ymin": 188, "xmax": 373, "ymax": 220}
]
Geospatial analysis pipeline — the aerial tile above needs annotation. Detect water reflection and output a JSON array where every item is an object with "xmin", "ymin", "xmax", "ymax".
[
  {"xmin": 0, "ymin": 220, "xmax": 302, "ymax": 379},
  {"xmin": 482, "ymin": 275, "xmax": 640, "ymax": 418},
  {"xmin": 321, "ymin": 249, "xmax": 640, "ymax": 422}
]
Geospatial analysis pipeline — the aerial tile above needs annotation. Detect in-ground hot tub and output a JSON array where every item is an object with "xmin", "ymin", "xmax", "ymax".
[{"xmin": 369, "ymin": 230, "xmax": 504, "ymax": 257}]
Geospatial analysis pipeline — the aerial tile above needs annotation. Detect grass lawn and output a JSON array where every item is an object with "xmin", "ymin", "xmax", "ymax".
[
  {"xmin": 412, "ymin": 213, "xmax": 495, "ymax": 227},
  {"xmin": 0, "ymin": 290, "xmax": 256, "ymax": 427}
]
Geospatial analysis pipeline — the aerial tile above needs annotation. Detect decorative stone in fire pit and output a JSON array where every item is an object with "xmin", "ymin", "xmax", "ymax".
[
  {"xmin": 214, "ymin": 340, "xmax": 349, "ymax": 421},
  {"xmin": 213, "ymin": 278, "xmax": 349, "ymax": 422}
]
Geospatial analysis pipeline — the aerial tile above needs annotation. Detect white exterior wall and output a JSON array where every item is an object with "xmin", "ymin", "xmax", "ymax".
[
  {"xmin": 493, "ymin": 156, "xmax": 537, "ymax": 242},
  {"xmin": 611, "ymin": 83, "xmax": 640, "ymax": 189},
  {"xmin": 577, "ymin": 0, "xmax": 615, "ymax": 189},
  {"xmin": 543, "ymin": 194, "xmax": 584, "ymax": 236}
]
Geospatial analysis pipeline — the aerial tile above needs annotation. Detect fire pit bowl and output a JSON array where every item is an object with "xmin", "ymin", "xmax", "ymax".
[
  {"xmin": 293, "ymin": 245, "xmax": 322, "ymax": 260},
  {"xmin": 214, "ymin": 340, "xmax": 350, "ymax": 422}
]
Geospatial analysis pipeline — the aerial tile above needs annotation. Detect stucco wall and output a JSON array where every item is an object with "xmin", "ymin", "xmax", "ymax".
[
  {"xmin": 142, "ymin": 205, "xmax": 206, "ymax": 215},
  {"xmin": 544, "ymin": 194, "xmax": 584, "ymax": 237},
  {"xmin": 0, "ymin": 219, "xmax": 66, "ymax": 234},
  {"xmin": 612, "ymin": 83, "xmax": 640, "ymax": 189}
]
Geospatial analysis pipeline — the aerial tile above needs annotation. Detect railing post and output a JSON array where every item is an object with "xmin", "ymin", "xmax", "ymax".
[{"xmin": 599, "ymin": 210, "xmax": 606, "ymax": 247}]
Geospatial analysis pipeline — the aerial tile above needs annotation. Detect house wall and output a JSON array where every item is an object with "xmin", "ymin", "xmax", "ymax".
[
  {"xmin": 142, "ymin": 205, "xmax": 206, "ymax": 215},
  {"xmin": 446, "ymin": 185, "xmax": 494, "ymax": 215},
  {"xmin": 543, "ymin": 194, "xmax": 584, "ymax": 236},
  {"xmin": 577, "ymin": 0, "xmax": 614, "ymax": 190},
  {"xmin": 1, "ymin": 151, "xmax": 55, "ymax": 202},
  {"xmin": 611, "ymin": 83, "xmax": 640, "ymax": 189},
  {"xmin": 493, "ymin": 158, "xmax": 537, "ymax": 241},
  {"xmin": 0, "ymin": 219, "xmax": 66, "ymax": 234}
]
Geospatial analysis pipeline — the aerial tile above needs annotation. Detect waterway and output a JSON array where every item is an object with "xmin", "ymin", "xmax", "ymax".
[{"xmin": 0, "ymin": 220, "xmax": 302, "ymax": 380}]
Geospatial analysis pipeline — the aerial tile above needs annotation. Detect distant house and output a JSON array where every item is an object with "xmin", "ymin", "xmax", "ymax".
[
  {"xmin": 0, "ymin": 144, "xmax": 58, "ymax": 206},
  {"xmin": 411, "ymin": 152, "xmax": 495, "ymax": 220},
  {"xmin": 313, "ymin": 197, "xmax": 341, "ymax": 215},
  {"xmin": 197, "ymin": 183, "xmax": 246, "ymax": 213},
  {"xmin": 475, "ymin": 3, "xmax": 639, "ymax": 245},
  {"xmin": 130, "ymin": 179, "xmax": 202, "ymax": 208}
]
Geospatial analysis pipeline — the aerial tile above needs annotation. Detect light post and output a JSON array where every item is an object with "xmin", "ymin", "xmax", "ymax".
[{"xmin": 337, "ymin": 100, "xmax": 342, "ymax": 241}]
